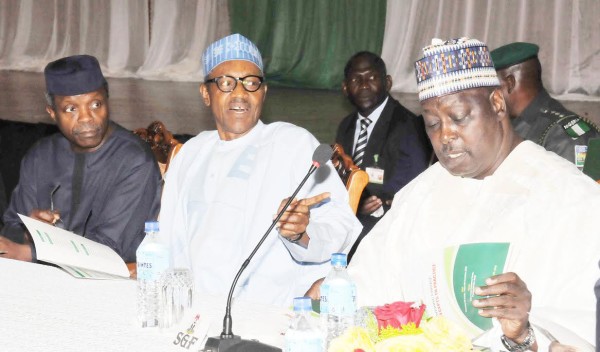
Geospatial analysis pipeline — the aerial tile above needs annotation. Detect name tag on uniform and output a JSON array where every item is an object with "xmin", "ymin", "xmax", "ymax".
[
  {"xmin": 575, "ymin": 145, "xmax": 587, "ymax": 169},
  {"xmin": 366, "ymin": 166, "xmax": 384, "ymax": 184}
]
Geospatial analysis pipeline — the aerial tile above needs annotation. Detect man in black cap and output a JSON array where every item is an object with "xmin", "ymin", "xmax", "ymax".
[
  {"xmin": 336, "ymin": 51, "xmax": 431, "ymax": 258},
  {"xmin": 0, "ymin": 55, "xmax": 161, "ymax": 263},
  {"xmin": 490, "ymin": 42, "xmax": 600, "ymax": 167}
]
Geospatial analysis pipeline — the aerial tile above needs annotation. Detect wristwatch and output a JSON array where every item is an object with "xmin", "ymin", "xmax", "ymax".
[
  {"xmin": 286, "ymin": 231, "xmax": 305, "ymax": 243},
  {"xmin": 500, "ymin": 324, "xmax": 536, "ymax": 352}
]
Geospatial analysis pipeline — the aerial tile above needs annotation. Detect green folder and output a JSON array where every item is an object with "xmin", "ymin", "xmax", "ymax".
[
  {"xmin": 451, "ymin": 243, "xmax": 510, "ymax": 331},
  {"xmin": 583, "ymin": 138, "xmax": 600, "ymax": 181}
]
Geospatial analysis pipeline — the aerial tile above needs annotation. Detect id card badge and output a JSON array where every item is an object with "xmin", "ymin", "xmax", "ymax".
[
  {"xmin": 575, "ymin": 145, "xmax": 587, "ymax": 170},
  {"xmin": 366, "ymin": 166, "xmax": 384, "ymax": 184}
]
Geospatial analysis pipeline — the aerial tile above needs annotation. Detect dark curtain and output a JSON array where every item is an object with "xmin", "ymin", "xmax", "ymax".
[{"xmin": 229, "ymin": 0, "xmax": 386, "ymax": 90}]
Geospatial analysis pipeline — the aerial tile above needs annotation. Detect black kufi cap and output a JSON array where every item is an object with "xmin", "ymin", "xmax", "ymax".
[{"xmin": 44, "ymin": 55, "xmax": 106, "ymax": 96}]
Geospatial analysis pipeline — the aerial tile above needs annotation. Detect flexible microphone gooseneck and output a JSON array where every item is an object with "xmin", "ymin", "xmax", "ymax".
[{"xmin": 203, "ymin": 144, "xmax": 334, "ymax": 352}]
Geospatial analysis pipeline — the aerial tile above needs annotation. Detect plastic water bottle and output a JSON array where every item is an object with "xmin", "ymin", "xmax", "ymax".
[
  {"xmin": 284, "ymin": 297, "xmax": 323, "ymax": 352},
  {"xmin": 320, "ymin": 253, "xmax": 356, "ymax": 347},
  {"xmin": 136, "ymin": 221, "xmax": 170, "ymax": 327}
]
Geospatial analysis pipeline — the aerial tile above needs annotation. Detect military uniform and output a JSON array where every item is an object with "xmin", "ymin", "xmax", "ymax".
[
  {"xmin": 491, "ymin": 42, "xmax": 600, "ymax": 167},
  {"xmin": 514, "ymin": 89, "xmax": 600, "ymax": 165}
]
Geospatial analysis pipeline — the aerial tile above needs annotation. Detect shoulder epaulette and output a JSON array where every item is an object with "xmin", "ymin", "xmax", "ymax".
[{"xmin": 538, "ymin": 108, "xmax": 599, "ymax": 143}]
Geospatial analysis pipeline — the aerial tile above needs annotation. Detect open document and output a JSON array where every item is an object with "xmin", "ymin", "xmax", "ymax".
[
  {"xmin": 423, "ymin": 242, "xmax": 512, "ymax": 337},
  {"xmin": 18, "ymin": 214, "xmax": 130, "ymax": 279}
]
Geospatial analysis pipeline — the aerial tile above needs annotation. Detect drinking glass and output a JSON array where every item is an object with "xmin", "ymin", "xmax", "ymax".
[{"xmin": 159, "ymin": 268, "xmax": 194, "ymax": 329}]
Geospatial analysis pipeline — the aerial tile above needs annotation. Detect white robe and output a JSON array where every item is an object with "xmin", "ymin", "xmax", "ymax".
[
  {"xmin": 349, "ymin": 141, "xmax": 600, "ymax": 351},
  {"xmin": 159, "ymin": 121, "xmax": 361, "ymax": 307}
]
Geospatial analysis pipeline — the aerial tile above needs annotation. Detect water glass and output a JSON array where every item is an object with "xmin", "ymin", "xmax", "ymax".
[
  {"xmin": 159, "ymin": 268, "xmax": 194, "ymax": 329},
  {"xmin": 355, "ymin": 306, "xmax": 376, "ymax": 328}
]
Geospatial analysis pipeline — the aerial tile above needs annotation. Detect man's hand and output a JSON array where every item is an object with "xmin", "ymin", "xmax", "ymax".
[
  {"xmin": 473, "ymin": 272, "xmax": 533, "ymax": 345},
  {"xmin": 30, "ymin": 209, "xmax": 61, "ymax": 225},
  {"xmin": 304, "ymin": 277, "xmax": 325, "ymax": 300},
  {"xmin": 358, "ymin": 195, "xmax": 383, "ymax": 215},
  {"xmin": 0, "ymin": 236, "xmax": 33, "ymax": 262},
  {"xmin": 276, "ymin": 192, "xmax": 330, "ymax": 245}
]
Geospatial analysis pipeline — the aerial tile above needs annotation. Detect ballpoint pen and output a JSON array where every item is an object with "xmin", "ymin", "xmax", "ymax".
[
  {"xmin": 50, "ymin": 184, "xmax": 64, "ymax": 228},
  {"xmin": 50, "ymin": 184, "xmax": 60, "ymax": 213}
]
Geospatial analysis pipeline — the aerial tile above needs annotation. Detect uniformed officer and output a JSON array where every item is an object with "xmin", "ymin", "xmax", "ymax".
[{"xmin": 491, "ymin": 42, "xmax": 600, "ymax": 167}]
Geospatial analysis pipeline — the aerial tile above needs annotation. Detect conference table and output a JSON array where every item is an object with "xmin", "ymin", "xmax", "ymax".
[{"xmin": 0, "ymin": 258, "xmax": 288, "ymax": 351}]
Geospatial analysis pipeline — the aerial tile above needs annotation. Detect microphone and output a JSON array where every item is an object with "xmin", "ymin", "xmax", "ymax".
[{"xmin": 203, "ymin": 144, "xmax": 334, "ymax": 352}]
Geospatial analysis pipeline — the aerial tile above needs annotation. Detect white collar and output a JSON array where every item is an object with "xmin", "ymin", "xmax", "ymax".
[{"xmin": 357, "ymin": 96, "xmax": 389, "ymax": 125}]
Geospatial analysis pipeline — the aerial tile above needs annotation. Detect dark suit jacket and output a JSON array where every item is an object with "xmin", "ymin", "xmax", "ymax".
[{"xmin": 336, "ymin": 96, "xmax": 431, "ymax": 256}]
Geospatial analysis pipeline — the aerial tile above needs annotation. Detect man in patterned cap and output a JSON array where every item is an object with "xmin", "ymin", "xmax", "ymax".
[
  {"xmin": 0, "ymin": 55, "xmax": 161, "ymax": 263},
  {"xmin": 308, "ymin": 38, "xmax": 600, "ymax": 351},
  {"xmin": 159, "ymin": 33, "xmax": 361, "ymax": 307},
  {"xmin": 491, "ymin": 42, "xmax": 600, "ymax": 167}
]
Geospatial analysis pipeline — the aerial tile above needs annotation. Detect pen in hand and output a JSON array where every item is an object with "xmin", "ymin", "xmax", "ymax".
[
  {"xmin": 50, "ymin": 184, "xmax": 64, "ymax": 228},
  {"xmin": 50, "ymin": 184, "xmax": 60, "ymax": 213}
]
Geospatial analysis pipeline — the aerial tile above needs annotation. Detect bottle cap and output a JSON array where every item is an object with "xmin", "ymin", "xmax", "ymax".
[
  {"xmin": 144, "ymin": 221, "xmax": 159, "ymax": 233},
  {"xmin": 293, "ymin": 297, "xmax": 312, "ymax": 312},
  {"xmin": 330, "ymin": 253, "xmax": 347, "ymax": 267}
]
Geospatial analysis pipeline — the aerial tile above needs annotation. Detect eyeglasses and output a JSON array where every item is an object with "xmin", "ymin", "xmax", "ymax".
[{"xmin": 205, "ymin": 75, "xmax": 264, "ymax": 93}]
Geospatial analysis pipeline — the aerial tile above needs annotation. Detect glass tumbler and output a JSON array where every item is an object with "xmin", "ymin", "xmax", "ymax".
[{"xmin": 159, "ymin": 268, "xmax": 194, "ymax": 329}]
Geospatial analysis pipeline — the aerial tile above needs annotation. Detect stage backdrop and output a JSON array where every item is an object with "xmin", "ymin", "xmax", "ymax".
[
  {"xmin": 381, "ymin": 0, "xmax": 600, "ymax": 97},
  {"xmin": 0, "ymin": 0, "xmax": 598, "ymax": 97},
  {"xmin": 229, "ymin": 0, "xmax": 385, "ymax": 89}
]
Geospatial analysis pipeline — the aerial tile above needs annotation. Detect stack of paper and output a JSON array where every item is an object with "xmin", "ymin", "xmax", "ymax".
[{"xmin": 18, "ymin": 214, "xmax": 130, "ymax": 279}]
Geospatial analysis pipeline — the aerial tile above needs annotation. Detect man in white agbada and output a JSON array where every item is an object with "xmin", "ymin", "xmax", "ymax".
[
  {"xmin": 308, "ymin": 38, "xmax": 600, "ymax": 351},
  {"xmin": 159, "ymin": 34, "xmax": 361, "ymax": 307}
]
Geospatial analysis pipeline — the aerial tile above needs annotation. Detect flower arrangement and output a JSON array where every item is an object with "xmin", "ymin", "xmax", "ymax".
[{"xmin": 327, "ymin": 301, "xmax": 473, "ymax": 352}]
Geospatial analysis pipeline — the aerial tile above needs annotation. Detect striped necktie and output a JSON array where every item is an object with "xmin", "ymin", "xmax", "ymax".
[{"xmin": 353, "ymin": 117, "xmax": 372, "ymax": 167}]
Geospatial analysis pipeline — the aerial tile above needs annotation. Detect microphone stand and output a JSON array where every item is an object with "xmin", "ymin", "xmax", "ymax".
[{"xmin": 204, "ymin": 163, "xmax": 319, "ymax": 352}]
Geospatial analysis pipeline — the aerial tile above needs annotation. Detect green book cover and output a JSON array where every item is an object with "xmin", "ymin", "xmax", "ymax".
[
  {"xmin": 583, "ymin": 138, "xmax": 600, "ymax": 181},
  {"xmin": 448, "ymin": 242, "xmax": 511, "ymax": 331}
]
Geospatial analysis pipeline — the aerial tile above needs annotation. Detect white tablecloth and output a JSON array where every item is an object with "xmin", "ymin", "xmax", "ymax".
[{"xmin": 0, "ymin": 258, "xmax": 288, "ymax": 351}]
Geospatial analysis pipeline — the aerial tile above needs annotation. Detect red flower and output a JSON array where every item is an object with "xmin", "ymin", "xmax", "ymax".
[{"xmin": 373, "ymin": 301, "xmax": 426, "ymax": 331}]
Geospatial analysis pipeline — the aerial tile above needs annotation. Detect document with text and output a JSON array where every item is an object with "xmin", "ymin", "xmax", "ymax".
[
  {"xmin": 18, "ymin": 214, "xmax": 130, "ymax": 279},
  {"xmin": 423, "ymin": 242, "xmax": 512, "ymax": 337}
]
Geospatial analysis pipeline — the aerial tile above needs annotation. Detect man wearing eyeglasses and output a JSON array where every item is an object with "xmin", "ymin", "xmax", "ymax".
[{"xmin": 158, "ymin": 34, "xmax": 361, "ymax": 307}]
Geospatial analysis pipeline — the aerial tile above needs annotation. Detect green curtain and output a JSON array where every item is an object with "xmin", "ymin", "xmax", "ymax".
[{"xmin": 229, "ymin": 0, "xmax": 386, "ymax": 90}]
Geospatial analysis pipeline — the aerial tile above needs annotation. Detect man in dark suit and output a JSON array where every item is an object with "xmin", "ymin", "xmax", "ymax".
[{"xmin": 336, "ymin": 51, "xmax": 431, "ymax": 258}]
